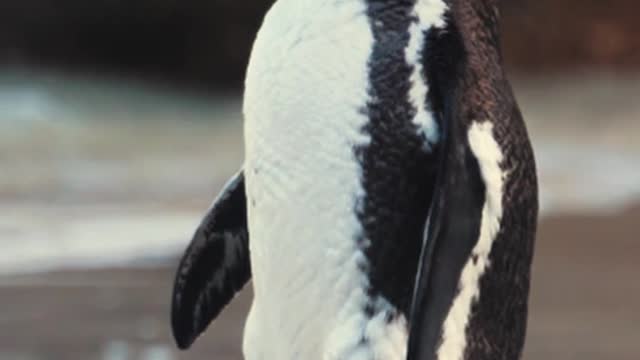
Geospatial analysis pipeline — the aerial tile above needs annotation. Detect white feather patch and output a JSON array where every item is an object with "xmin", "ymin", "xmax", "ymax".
[
  {"xmin": 405, "ymin": 0, "xmax": 448, "ymax": 148},
  {"xmin": 436, "ymin": 121, "xmax": 506, "ymax": 360},
  {"xmin": 242, "ymin": 1, "xmax": 407, "ymax": 359}
]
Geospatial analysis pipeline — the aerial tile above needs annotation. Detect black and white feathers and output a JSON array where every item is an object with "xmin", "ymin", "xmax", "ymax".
[{"xmin": 171, "ymin": 0, "xmax": 537, "ymax": 359}]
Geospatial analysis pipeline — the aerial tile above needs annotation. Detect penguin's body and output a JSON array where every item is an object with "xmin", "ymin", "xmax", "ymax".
[
  {"xmin": 171, "ymin": 0, "xmax": 538, "ymax": 359},
  {"xmin": 242, "ymin": 1, "xmax": 430, "ymax": 358}
]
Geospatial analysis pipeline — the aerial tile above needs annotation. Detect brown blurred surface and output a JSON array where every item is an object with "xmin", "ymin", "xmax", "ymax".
[
  {"xmin": 1, "ymin": 0, "xmax": 639, "ymax": 89},
  {"xmin": 1, "ymin": 206, "xmax": 638, "ymax": 360},
  {"xmin": 502, "ymin": 0, "xmax": 640, "ymax": 72}
]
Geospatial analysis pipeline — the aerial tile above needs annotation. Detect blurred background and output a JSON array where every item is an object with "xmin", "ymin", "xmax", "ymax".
[{"xmin": 1, "ymin": 0, "xmax": 639, "ymax": 359}]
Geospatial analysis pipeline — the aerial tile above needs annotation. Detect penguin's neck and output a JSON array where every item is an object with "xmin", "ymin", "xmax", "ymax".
[
  {"xmin": 443, "ymin": 0, "xmax": 509, "ymax": 119},
  {"xmin": 449, "ymin": 0, "xmax": 502, "ymax": 67},
  {"xmin": 449, "ymin": 0, "xmax": 501, "ymax": 35}
]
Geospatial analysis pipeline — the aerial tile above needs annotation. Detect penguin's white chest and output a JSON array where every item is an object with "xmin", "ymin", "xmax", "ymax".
[{"xmin": 241, "ymin": 1, "xmax": 408, "ymax": 359}]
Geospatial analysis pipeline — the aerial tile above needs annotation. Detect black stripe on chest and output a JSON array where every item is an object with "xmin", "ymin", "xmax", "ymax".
[{"xmin": 354, "ymin": 0, "xmax": 441, "ymax": 317}]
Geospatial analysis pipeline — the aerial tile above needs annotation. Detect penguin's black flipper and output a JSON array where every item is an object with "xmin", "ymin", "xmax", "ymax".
[
  {"xmin": 406, "ymin": 22, "xmax": 488, "ymax": 360},
  {"xmin": 406, "ymin": 122, "xmax": 486, "ymax": 359},
  {"xmin": 171, "ymin": 170, "xmax": 250, "ymax": 350}
]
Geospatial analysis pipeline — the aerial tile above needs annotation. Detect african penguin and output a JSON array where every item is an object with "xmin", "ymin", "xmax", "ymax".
[{"xmin": 171, "ymin": 0, "xmax": 538, "ymax": 359}]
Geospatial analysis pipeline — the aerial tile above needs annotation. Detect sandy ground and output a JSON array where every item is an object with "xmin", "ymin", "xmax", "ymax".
[{"xmin": 0, "ymin": 206, "xmax": 638, "ymax": 360}]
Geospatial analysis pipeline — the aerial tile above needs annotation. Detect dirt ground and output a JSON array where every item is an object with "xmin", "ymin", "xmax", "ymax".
[{"xmin": 1, "ymin": 205, "xmax": 638, "ymax": 360}]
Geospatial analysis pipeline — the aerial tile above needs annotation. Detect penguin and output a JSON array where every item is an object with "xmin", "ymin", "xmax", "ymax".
[{"xmin": 171, "ymin": 0, "xmax": 538, "ymax": 359}]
